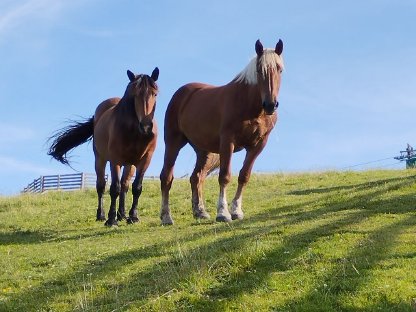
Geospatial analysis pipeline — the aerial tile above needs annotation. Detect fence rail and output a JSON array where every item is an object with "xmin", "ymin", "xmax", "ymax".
[
  {"xmin": 22, "ymin": 173, "xmax": 159, "ymax": 193},
  {"xmin": 22, "ymin": 173, "xmax": 97, "ymax": 193}
]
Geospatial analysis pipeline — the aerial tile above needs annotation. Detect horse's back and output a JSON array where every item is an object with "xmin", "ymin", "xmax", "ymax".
[
  {"xmin": 165, "ymin": 83, "xmax": 226, "ymax": 152},
  {"xmin": 93, "ymin": 97, "xmax": 120, "ymax": 161},
  {"xmin": 94, "ymin": 97, "xmax": 120, "ymax": 124}
]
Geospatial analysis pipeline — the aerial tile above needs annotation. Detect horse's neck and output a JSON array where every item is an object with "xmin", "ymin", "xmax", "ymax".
[
  {"xmin": 116, "ymin": 97, "xmax": 134, "ymax": 115},
  {"xmin": 114, "ymin": 97, "xmax": 138, "ymax": 128},
  {"xmin": 226, "ymin": 82, "xmax": 263, "ymax": 115}
]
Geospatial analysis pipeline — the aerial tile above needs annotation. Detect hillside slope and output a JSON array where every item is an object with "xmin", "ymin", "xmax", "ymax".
[{"xmin": 1, "ymin": 170, "xmax": 416, "ymax": 311}]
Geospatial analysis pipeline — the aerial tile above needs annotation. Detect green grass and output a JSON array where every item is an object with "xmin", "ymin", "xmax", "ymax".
[{"xmin": 1, "ymin": 170, "xmax": 416, "ymax": 311}]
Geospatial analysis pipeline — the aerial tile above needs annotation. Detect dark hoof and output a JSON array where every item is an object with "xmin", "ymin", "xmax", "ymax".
[
  {"xmin": 231, "ymin": 214, "xmax": 244, "ymax": 220},
  {"xmin": 126, "ymin": 216, "xmax": 140, "ymax": 224},
  {"xmin": 216, "ymin": 215, "xmax": 232, "ymax": 223},
  {"xmin": 117, "ymin": 213, "xmax": 127, "ymax": 221},
  {"xmin": 96, "ymin": 216, "xmax": 106, "ymax": 221},
  {"xmin": 161, "ymin": 214, "xmax": 174, "ymax": 226},
  {"xmin": 193, "ymin": 210, "xmax": 211, "ymax": 220},
  {"xmin": 104, "ymin": 219, "xmax": 118, "ymax": 227}
]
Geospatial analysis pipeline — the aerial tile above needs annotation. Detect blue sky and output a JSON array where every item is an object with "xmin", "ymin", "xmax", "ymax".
[{"xmin": 1, "ymin": 0, "xmax": 416, "ymax": 195}]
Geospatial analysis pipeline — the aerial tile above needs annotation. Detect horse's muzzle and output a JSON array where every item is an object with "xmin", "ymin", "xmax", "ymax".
[
  {"xmin": 263, "ymin": 101, "xmax": 279, "ymax": 115},
  {"xmin": 139, "ymin": 121, "xmax": 153, "ymax": 135}
]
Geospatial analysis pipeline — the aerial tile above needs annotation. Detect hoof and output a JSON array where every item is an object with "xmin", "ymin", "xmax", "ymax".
[
  {"xmin": 161, "ymin": 214, "xmax": 174, "ymax": 226},
  {"xmin": 231, "ymin": 213, "xmax": 244, "ymax": 220},
  {"xmin": 104, "ymin": 219, "xmax": 118, "ymax": 227},
  {"xmin": 117, "ymin": 213, "xmax": 127, "ymax": 221},
  {"xmin": 126, "ymin": 216, "xmax": 140, "ymax": 224},
  {"xmin": 193, "ymin": 210, "xmax": 211, "ymax": 220},
  {"xmin": 216, "ymin": 215, "xmax": 232, "ymax": 223},
  {"xmin": 96, "ymin": 216, "xmax": 106, "ymax": 222}
]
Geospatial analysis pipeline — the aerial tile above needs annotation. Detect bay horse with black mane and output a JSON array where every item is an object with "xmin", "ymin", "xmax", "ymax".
[
  {"xmin": 160, "ymin": 39, "xmax": 284, "ymax": 225},
  {"xmin": 48, "ymin": 68, "xmax": 159, "ymax": 226}
]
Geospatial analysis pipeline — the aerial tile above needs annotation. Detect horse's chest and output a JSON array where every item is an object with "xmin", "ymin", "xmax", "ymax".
[
  {"xmin": 110, "ymin": 136, "xmax": 149, "ymax": 164},
  {"xmin": 237, "ymin": 120, "xmax": 269, "ymax": 147}
]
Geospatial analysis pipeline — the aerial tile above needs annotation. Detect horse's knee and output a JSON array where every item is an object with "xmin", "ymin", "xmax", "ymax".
[
  {"xmin": 132, "ymin": 180, "xmax": 143, "ymax": 197},
  {"xmin": 160, "ymin": 168, "xmax": 173, "ymax": 188},
  {"xmin": 96, "ymin": 181, "xmax": 105, "ymax": 195},
  {"xmin": 238, "ymin": 171, "xmax": 251, "ymax": 186},
  {"xmin": 218, "ymin": 170, "xmax": 231, "ymax": 186},
  {"xmin": 110, "ymin": 181, "xmax": 121, "ymax": 197}
]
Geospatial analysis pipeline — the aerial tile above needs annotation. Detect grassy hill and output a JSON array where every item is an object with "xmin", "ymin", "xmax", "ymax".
[{"xmin": 1, "ymin": 170, "xmax": 416, "ymax": 311}]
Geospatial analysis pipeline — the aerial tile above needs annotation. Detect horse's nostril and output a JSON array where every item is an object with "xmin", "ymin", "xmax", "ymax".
[{"xmin": 262, "ymin": 102, "xmax": 276, "ymax": 115}]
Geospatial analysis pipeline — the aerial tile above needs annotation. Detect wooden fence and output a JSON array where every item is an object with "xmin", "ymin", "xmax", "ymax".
[
  {"xmin": 22, "ymin": 173, "xmax": 98, "ymax": 193},
  {"xmin": 22, "ymin": 173, "xmax": 159, "ymax": 193}
]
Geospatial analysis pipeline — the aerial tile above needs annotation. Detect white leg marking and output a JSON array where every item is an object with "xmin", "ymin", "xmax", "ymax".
[
  {"xmin": 160, "ymin": 194, "xmax": 174, "ymax": 225},
  {"xmin": 231, "ymin": 184, "xmax": 244, "ymax": 220},
  {"xmin": 216, "ymin": 185, "xmax": 232, "ymax": 222}
]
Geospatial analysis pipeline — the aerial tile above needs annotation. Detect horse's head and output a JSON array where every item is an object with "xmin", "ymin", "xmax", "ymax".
[
  {"xmin": 126, "ymin": 67, "xmax": 159, "ymax": 135},
  {"xmin": 255, "ymin": 39, "xmax": 284, "ymax": 115}
]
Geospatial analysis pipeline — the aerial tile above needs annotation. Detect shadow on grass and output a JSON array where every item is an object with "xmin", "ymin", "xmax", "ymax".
[
  {"xmin": 0, "ymin": 224, "xmax": 129, "ymax": 245},
  {"xmin": 288, "ymin": 174, "xmax": 416, "ymax": 196},
  {"xmin": 0, "ymin": 229, "xmax": 54, "ymax": 245},
  {"xmin": 271, "ymin": 214, "xmax": 416, "ymax": 312},
  {"xmin": 2, "ymin": 173, "xmax": 416, "ymax": 311}
]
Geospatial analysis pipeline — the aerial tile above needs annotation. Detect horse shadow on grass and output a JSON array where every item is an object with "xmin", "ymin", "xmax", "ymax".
[
  {"xmin": 2, "ymin": 174, "xmax": 416, "ymax": 311},
  {"xmin": 183, "ymin": 176, "xmax": 416, "ymax": 311},
  {"xmin": 0, "ymin": 225, "xmax": 125, "ymax": 246},
  {"xmin": 288, "ymin": 174, "xmax": 416, "ymax": 196}
]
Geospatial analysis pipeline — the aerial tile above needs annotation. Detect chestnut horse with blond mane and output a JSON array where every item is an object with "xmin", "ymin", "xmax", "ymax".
[
  {"xmin": 48, "ymin": 68, "xmax": 159, "ymax": 226},
  {"xmin": 160, "ymin": 39, "xmax": 284, "ymax": 225}
]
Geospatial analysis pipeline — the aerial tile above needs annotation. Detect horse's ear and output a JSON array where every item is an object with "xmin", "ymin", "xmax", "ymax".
[
  {"xmin": 151, "ymin": 67, "xmax": 159, "ymax": 82},
  {"xmin": 275, "ymin": 39, "xmax": 283, "ymax": 56},
  {"xmin": 255, "ymin": 39, "xmax": 264, "ymax": 56},
  {"xmin": 127, "ymin": 70, "xmax": 136, "ymax": 82}
]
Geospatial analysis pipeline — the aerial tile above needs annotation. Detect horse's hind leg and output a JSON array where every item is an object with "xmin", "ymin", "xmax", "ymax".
[
  {"xmin": 190, "ymin": 150, "xmax": 213, "ymax": 220},
  {"xmin": 117, "ymin": 165, "xmax": 134, "ymax": 221},
  {"xmin": 160, "ymin": 134, "xmax": 187, "ymax": 225},
  {"xmin": 105, "ymin": 164, "xmax": 121, "ymax": 227},
  {"xmin": 95, "ymin": 154, "xmax": 107, "ymax": 221}
]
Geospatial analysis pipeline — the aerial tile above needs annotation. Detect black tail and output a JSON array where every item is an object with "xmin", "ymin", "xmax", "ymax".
[{"xmin": 47, "ymin": 117, "xmax": 94, "ymax": 165}]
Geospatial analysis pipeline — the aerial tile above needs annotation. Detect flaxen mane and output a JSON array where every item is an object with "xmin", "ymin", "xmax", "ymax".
[{"xmin": 234, "ymin": 49, "xmax": 284, "ymax": 85}]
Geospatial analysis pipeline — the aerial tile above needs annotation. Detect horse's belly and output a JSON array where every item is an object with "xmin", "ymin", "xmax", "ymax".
[
  {"xmin": 180, "ymin": 116, "xmax": 221, "ymax": 152},
  {"xmin": 186, "ymin": 131, "xmax": 221, "ymax": 153}
]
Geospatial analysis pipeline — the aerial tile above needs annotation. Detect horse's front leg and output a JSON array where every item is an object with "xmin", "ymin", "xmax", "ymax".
[
  {"xmin": 105, "ymin": 164, "xmax": 121, "ymax": 227},
  {"xmin": 216, "ymin": 139, "xmax": 234, "ymax": 222},
  {"xmin": 127, "ymin": 173, "xmax": 143, "ymax": 224},
  {"xmin": 231, "ymin": 140, "xmax": 268, "ymax": 220},
  {"xmin": 118, "ymin": 165, "xmax": 135, "ymax": 221},
  {"xmin": 128, "ymin": 153, "xmax": 152, "ymax": 224}
]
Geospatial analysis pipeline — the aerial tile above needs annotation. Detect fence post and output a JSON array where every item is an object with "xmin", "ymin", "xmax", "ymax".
[
  {"xmin": 40, "ymin": 176, "xmax": 44, "ymax": 193},
  {"xmin": 81, "ymin": 172, "xmax": 85, "ymax": 190}
]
